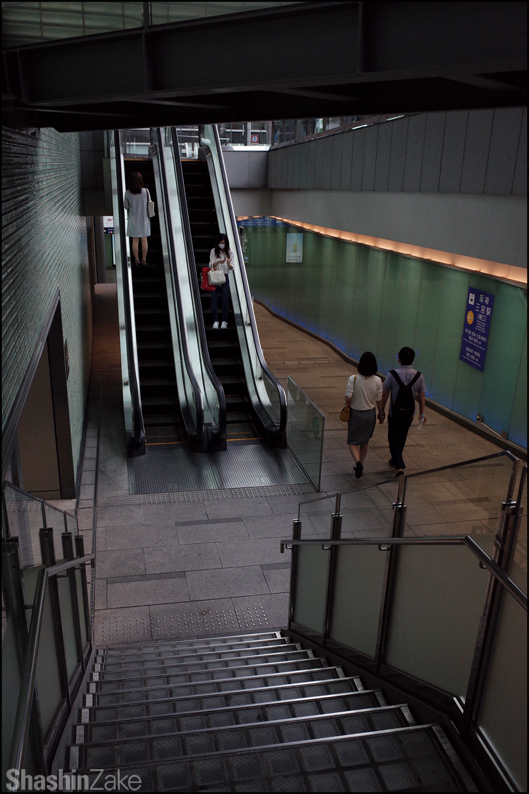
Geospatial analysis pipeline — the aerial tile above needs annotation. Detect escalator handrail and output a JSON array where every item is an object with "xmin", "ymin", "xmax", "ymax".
[
  {"xmin": 201, "ymin": 125, "xmax": 288, "ymax": 437},
  {"xmin": 113, "ymin": 130, "xmax": 145, "ymax": 450},
  {"xmin": 153, "ymin": 131, "xmax": 205, "ymax": 443},
  {"xmin": 170, "ymin": 126, "xmax": 227, "ymax": 445}
]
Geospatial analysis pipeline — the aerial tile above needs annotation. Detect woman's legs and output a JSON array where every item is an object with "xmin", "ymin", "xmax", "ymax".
[
  {"xmin": 221, "ymin": 278, "xmax": 230, "ymax": 323},
  {"xmin": 348, "ymin": 445, "xmax": 361, "ymax": 464},
  {"xmin": 131, "ymin": 238, "xmax": 140, "ymax": 264},
  {"xmin": 140, "ymin": 237, "xmax": 148, "ymax": 264},
  {"xmin": 211, "ymin": 287, "xmax": 220, "ymax": 324},
  {"xmin": 359, "ymin": 444, "xmax": 369, "ymax": 463}
]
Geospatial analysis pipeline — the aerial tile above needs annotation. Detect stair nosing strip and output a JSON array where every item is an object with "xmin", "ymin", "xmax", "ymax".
[
  {"xmin": 100, "ymin": 631, "xmax": 282, "ymax": 653},
  {"xmin": 95, "ymin": 650, "xmax": 313, "ymax": 679},
  {"xmin": 98, "ymin": 640, "xmax": 295, "ymax": 664},
  {"xmin": 91, "ymin": 665, "xmax": 340, "ymax": 694},
  {"xmin": 76, "ymin": 704, "xmax": 411, "ymax": 748},
  {"xmin": 78, "ymin": 688, "xmax": 384, "ymax": 726},
  {"xmin": 72, "ymin": 723, "xmax": 440, "ymax": 773},
  {"xmin": 85, "ymin": 675, "xmax": 360, "ymax": 710}
]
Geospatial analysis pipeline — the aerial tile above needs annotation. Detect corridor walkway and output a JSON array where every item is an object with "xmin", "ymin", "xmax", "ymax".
[{"xmin": 58, "ymin": 285, "xmax": 523, "ymax": 647}]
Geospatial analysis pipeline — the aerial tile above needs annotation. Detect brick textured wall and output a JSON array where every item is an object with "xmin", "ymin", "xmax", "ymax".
[{"xmin": 2, "ymin": 126, "xmax": 93, "ymax": 474}]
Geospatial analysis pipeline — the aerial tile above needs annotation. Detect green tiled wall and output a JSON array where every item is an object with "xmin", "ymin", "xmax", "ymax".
[
  {"xmin": 2, "ymin": 126, "xmax": 93, "ymax": 475},
  {"xmin": 245, "ymin": 226, "xmax": 527, "ymax": 448}
]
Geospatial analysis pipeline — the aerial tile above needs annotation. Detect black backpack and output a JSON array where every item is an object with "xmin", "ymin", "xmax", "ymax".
[{"xmin": 390, "ymin": 370, "xmax": 421, "ymax": 418}]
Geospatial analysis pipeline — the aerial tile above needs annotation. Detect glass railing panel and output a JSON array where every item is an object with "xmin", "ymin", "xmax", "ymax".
[
  {"xmin": 476, "ymin": 591, "xmax": 527, "ymax": 792},
  {"xmin": 329, "ymin": 544, "xmax": 388, "ymax": 657},
  {"xmin": 402, "ymin": 454, "xmax": 517, "ymax": 542},
  {"xmin": 2, "ymin": 606, "xmax": 24, "ymax": 782},
  {"xmin": 75, "ymin": 568, "xmax": 89, "ymax": 649},
  {"xmin": 384, "ymin": 544, "xmax": 491, "ymax": 698},
  {"xmin": 298, "ymin": 495, "xmax": 338, "ymax": 539},
  {"xmin": 292, "ymin": 545, "xmax": 328, "ymax": 634},
  {"xmin": 56, "ymin": 577, "xmax": 79, "ymax": 684},
  {"xmin": 44, "ymin": 506, "xmax": 65, "ymax": 562},
  {"xmin": 510, "ymin": 468, "xmax": 527, "ymax": 594},
  {"xmin": 34, "ymin": 590, "xmax": 63, "ymax": 739},
  {"xmin": 3, "ymin": 485, "xmax": 43, "ymax": 568},
  {"xmin": 340, "ymin": 480, "xmax": 398, "ymax": 539},
  {"xmin": 66, "ymin": 513, "xmax": 79, "ymax": 537},
  {"xmin": 286, "ymin": 377, "xmax": 324, "ymax": 490}
]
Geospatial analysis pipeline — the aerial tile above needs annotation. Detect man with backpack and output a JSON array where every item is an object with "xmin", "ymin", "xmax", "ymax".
[{"xmin": 378, "ymin": 347, "xmax": 427, "ymax": 476}]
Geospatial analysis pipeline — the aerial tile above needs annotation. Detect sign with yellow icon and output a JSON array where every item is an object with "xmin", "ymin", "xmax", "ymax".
[
  {"xmin": 286, "ymin": 233, "xmax": 303, "ymax": 263},
  {"xmin": 460, "ymin": 288, "xmax": 494, "ymax": 372}
]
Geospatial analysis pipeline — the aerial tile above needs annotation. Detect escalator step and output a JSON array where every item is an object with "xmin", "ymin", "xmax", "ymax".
[{"xmin": 143, "ymin": 415, "xmax": 180, "ymax": 427}]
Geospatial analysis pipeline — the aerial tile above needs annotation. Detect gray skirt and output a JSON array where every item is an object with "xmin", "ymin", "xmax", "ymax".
[{"xmin": 347, "ymin": 407, "xmax": 376, "ymax": 445}]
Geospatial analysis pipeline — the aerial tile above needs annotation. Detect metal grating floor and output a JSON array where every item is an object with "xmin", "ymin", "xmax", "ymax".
[{"xmin": 128, "ymin": 443, "xmax": 311, "ymax": 495}]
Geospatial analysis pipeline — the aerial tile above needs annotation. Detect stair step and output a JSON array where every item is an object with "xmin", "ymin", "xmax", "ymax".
[
  {"xmin": 85, "ymin": 675, "xmax": 361, "ymax": 713},
  {"xmin": 72, "ymin": 705, "xmax": 413, "ymax": 768},
  {"xmin": 96, "ymin": 642, "xmax": 304, "ymax": 671},
  {"xmin": 101, "ymin": 632, "xmax": 282, "ymax": 656},
  {"xmin": 92, "ymin": 656, "xmax": 321, "ymax": 690},
  {"xmin": 78, "ymin": 689, "xmax": 386, "ymax": 731},
  {"xmin": 70, "ymin": 724, "xmax": 469, "ymax": 794}
]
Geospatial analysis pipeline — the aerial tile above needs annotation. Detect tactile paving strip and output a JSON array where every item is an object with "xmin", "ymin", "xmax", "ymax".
[
  {"xmin": 128, "ymin": 444, "xmax": 311, "ymax": 495},
  {"xmin": 96, "ymin": 605, "xmax": 273, "ymax": 645}
]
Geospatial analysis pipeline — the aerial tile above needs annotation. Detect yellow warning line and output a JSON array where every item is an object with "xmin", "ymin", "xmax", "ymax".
[{"xmin": 146, "ymin": 441, "xmax": 185, "ymax": 446}]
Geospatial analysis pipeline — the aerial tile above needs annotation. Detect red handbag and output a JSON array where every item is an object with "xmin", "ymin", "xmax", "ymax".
[{"xmin": 201, "ymin": 267, "xmax": 216, "ymax": 291}]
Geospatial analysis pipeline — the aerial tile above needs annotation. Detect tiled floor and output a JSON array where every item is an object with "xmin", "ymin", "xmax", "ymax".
[{"xmin": 50, "ymin": 285, "xmax": 525, "ymax": 646}]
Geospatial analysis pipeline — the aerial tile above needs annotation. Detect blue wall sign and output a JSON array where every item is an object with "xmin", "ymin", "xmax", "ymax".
[{"xmin": 459, "ymin": 288, "xmax": 494, "ymax": 372}]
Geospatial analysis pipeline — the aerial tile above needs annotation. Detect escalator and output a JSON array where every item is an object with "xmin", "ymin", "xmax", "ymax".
[
  {"xmin": 123, "ymin": 157, "xmax": 183, "ymax": 447},
  {"xmin": 181, "ymin": 158, "xmax": 262, "ymax": 443}
]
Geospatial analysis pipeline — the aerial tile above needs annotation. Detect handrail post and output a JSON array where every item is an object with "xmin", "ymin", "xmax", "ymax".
[
  {"xmin": 288, "ymin": 519, "xmax": 302, "ymax": 628},
  {"xmin": 62, "ymin": 532, "xmax": 84, "ymax": 670},
  {"xmin": 461, "ymin": 488, "xmax": 524, "ymax": 735},
  {"xmin": 39, "ymin": 528, "xmax": 71, "ymax": 710},
  {"xmin": 374, "ymin": 477, "xmax": 407, "ymax": 673},
  {"xmin": 75, "ymin": 534, "xmax": 92, "ymax": 645},
  {"xmin": 322, "ymin": 499, "xmax": 342, "ymax": 646}
]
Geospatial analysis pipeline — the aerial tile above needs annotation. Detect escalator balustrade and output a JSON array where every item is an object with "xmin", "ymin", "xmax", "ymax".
[
  {"xmin": 123, "ymin": 158, "xmax": 183, "ymax": 447},
  {"xmin": 181, "ymin": 158, "xmax": 262, "ymax": 443}
]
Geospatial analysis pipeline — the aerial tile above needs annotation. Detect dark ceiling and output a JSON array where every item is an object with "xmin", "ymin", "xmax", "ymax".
[{"xmin": 2, "ymin": 2, "xmax": 527, "ymax": 133}]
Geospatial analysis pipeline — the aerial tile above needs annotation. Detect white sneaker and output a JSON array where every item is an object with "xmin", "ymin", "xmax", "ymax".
[
  {"xmin": 212, "ymin": 321, "xmax": 219, "ymax": 330},
  {"xmin": 221, "ymin": 321, "xmax": 228, "ymax": 329}
]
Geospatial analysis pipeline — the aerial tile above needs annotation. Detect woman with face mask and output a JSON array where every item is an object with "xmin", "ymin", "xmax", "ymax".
[{"xmin": 209, "ymin": 233, "xmax": 235, "ymax": 329}]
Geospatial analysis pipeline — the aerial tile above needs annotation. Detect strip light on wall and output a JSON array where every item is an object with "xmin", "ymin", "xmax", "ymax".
[{"xmin": 237, "ymin": 215, "xmax": 526, "ymax": 287}]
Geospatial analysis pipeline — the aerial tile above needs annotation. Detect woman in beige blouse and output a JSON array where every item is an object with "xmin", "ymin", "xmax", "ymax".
[{"xmin": 344, "ymin": 352, "xmax": 384, "ymax": 479}]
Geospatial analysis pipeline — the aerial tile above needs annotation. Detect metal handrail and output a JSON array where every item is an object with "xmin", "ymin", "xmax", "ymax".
[
  {"xmin": 152, "ymin": 130, "xmax": 205, "ymax": 445},
  {"xmin": 113, "ymin": 129, "xmax": 145, "ymax": 455},
  {"xmin": 8, "ymin": 552, "xmax": 95, "ymax": 776},
  {"xmin": 201, "ymin": 124, "xmax": 288, "ymax": 443},
  {"xmin": 280, "ymin": 535, "xmax": 527, "ymax": 611},
  {"xmin": 170, "ymin": 125, "xmax": 227, "ymax": 448}
]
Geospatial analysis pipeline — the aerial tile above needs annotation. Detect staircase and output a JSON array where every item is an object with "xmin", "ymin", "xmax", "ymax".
[
  {"xmin": 124, "ymin": 158, "xmax": 183, "ymax": 446},
  {"xmin": 64, "ymin": 631, "xmax": 478, "ymax": 791},
  {"xmin": 181, "ymin": 159, "xmax": 262, "ymax": 443}
]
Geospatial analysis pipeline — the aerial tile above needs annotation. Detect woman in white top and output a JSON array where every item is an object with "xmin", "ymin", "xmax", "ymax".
[
  {"xmin": 344, "ymin": 351, "xmax": 384, "ymax": 479},
  {"xmin": 123, "ymin": 171, "xmax": 152, "ymax": 266},
  {"xmin": 209, "ymin": 233, "xmax": 235, "ymax": 329}
]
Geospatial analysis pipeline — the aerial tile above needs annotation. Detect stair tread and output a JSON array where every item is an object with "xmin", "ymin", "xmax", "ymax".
[
  {"xmin": 101, "ymin": 632, "xmax": 282, "ymax": 655},
  {"xmin": 97, "ymin": 643, "xmax": 303, "ymax": 668}
]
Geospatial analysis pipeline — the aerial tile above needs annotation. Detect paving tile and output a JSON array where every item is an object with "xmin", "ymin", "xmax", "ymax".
[
  {"xmin": 76, "ymin": 508, "xmax": 94, "ymax": 529},
  {"xmin": 231, "ymin": 593, "xmax": 289, "ymax": 631},
  {"xmin": 263, "ymin": 567, "xmax": 291, "ymax": 593},
  {"xmin": 244, "ymin": 515, "xmax": 297, "ymax": 539},
  {"xmin": 216, "ymin": 538, "xmax": 290, "ymax": 568},
  {"xmin": 96, "ymin": 549, "xmax": 145, "ymax": 579},
  {"xmin": 95, "ymin": 505, "xmax": 147, "ymax": 527},
  {"xmin": 94, "ymin": 606, "xmax": 151, "ymax": 646},
  {"xmin": 144, "ymin": 543, "xmax": 221, "ymax": 574},
  {"xmin": 186, "ymin": 567, "xmax": 269, "ymax": 600},
  {"xmin": 95, "ymin": 578, "xmax": 107, "ymax": 610},
  {"xmin": 104, "ymin": 524, "xmax": 180, "ymax": 550},
  {"xmin": 204, "ymin": 498, "xmax": 273, "ymax": 521},
  {"xmin": 148, "ymin": 598, "xmax": 238, "ymax": 636},
  {"xmin": 107, "ymin": 578, "xmax": 189, "ymax": 608},
  {"xmin": 177, "ymin": 522, "xmax": 249, "ymax": 545}
]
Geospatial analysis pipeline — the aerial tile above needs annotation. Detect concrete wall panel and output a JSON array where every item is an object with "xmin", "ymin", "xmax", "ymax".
[
  {"xmin": 340, "ymin": 131, "xmax": 353, "ymax": 191},
  {"xmin": 362, "ymin": 125, "xmax": 378, "ymax": 190},
  {"xmin": 439, "ymin": 110, "xmax": 467, "ymax": 193},
  {"xmin": 388, "ymin": 117, "xmax": 408, "ymax": 192},
  {"xmin": 351, "ymin": 128, "xmax": 365, "ymax": 191},
  {"xmin": 512, "ymin": 107, "xmax": 527, "ymax": 197},
  {"xmin": 460, "ymin": 109, "xmax": 494, "ymax": 194},
  {"xmin": 331, "ymin": 133, "xmax": 344, "ymax": 190},
  {"xmin": 420, "ymin": 112, "xmax": 445, "ymax": 192},
  {"xmin": 321, "ymin": 136, "xmax": 333, "ymax": 190},
  {"xmin": 403, "ymin": 113, "xmax": 426, "ymax": 192},
  {"xmin": 485, "ymin": 107, "xmax": 524, "ymax": 195},
  {"xmin": 374, "ymin": 121, "xmax": 391, "ymax": 191},
  {"xmin": 247, "ymin": 152, "xmax": 268, "ymax": 189}
]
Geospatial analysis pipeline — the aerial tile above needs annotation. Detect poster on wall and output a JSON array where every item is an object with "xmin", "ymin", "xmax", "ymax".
[
  {"xmin": 286, "ymin": 233, "xmax": 303, "ymax": 263},
  {"xmin": 459, "ymin": 287, "xmax": 494, "ymax": 372}
]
